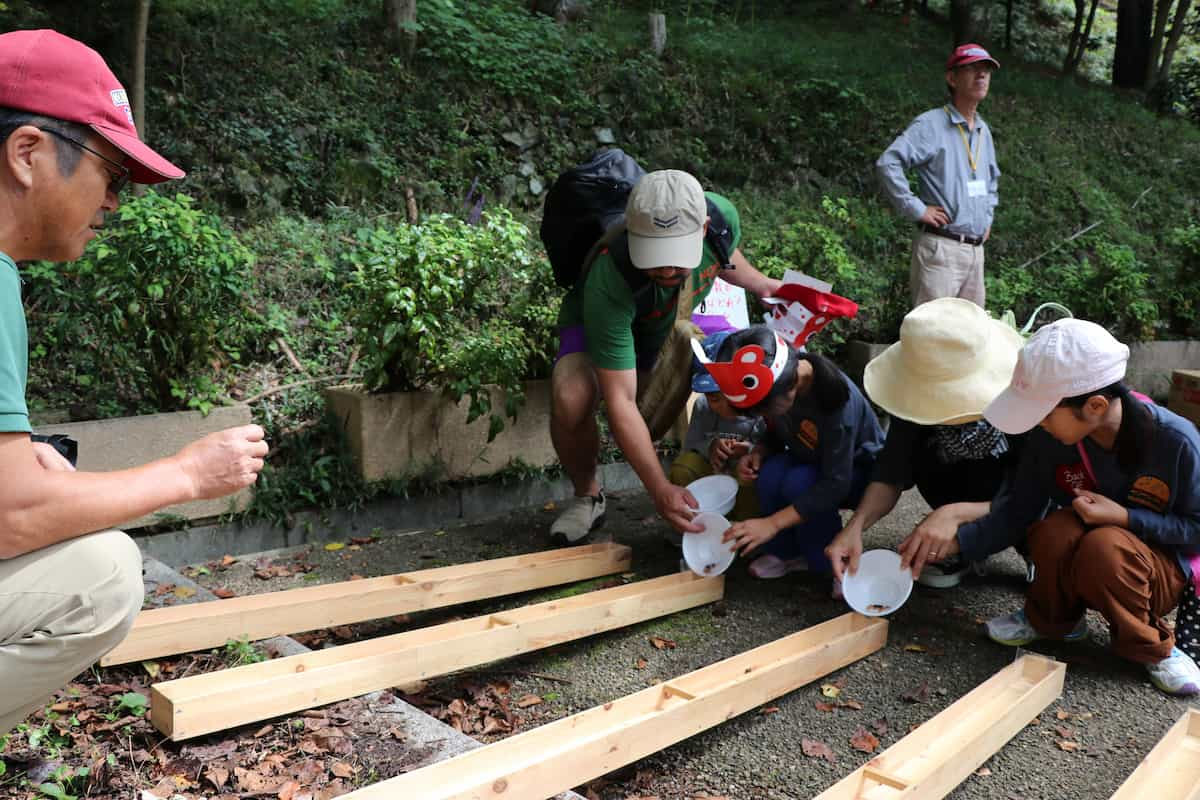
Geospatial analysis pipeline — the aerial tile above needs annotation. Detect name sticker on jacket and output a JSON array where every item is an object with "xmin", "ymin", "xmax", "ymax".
[
  {"xmin": 1056, "ymin": 463, "xmax": 1095, "ymax": 495},
  {"xmin": 798, "ymin": 419, "xmax": 820, "ymax": 450}
]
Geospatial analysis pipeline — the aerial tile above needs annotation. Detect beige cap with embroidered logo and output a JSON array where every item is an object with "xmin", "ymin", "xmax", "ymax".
[{"xmin": 625, "ymin": 170, "xmax": 707, "ymax": 270}]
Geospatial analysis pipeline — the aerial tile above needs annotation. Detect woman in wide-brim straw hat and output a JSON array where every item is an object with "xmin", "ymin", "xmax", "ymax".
[
  {"xmin": 947, "ymin": 318, "xmax": 1200, "ymax": 696},
  {"xmin": 825, "ymin": 298, "xmax": 1025, "ymax": 589}
]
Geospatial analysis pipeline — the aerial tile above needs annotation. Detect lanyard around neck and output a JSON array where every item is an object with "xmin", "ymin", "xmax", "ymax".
[{"xmin": 944, "ymin": 105, "xmax": 980, "ymax": 175}]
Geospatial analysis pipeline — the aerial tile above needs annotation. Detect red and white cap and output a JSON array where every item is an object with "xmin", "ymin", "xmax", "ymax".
[
  {"xmin": 946, "ymin": 43, "xmax": 1000, "ymax": 71},
  {"xmin": 984, "ymin": 319, "xmax": 1129, "ymax": 435},
  {"xmin": 0, "ymin": 29, "xmax": 184, "ymax": 184},
  {"xmin": 691, "ymin": 330, "xmax": 790, "ymax": 410}
]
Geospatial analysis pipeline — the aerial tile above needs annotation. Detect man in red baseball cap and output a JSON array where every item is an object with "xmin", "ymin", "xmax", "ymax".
[
  {"xmin": 0, "ymin": 30, "xmax": 268, "ymax": 735},
  {"xmin": 876, "ymin": 42, "xmax": 1001, "ymax": 309}
]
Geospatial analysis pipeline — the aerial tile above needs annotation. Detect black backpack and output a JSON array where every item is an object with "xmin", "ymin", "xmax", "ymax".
[{"xmin": 540, "ymin": 148, "xmax": 734, "ymax": 288}]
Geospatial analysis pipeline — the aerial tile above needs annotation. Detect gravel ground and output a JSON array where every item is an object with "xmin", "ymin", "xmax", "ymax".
[{"xmin": 185, "ymin": 487, "xmax": 1195, "ymax": 800}]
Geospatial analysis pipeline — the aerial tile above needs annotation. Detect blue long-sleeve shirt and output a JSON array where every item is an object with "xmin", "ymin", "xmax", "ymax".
[
  {"xmin": 757, "ymin": 372, "xmax": 883, "ymax": 521},
  {"xmin": 876, "ymin": 105, "xmax": 1000, "ymax": 239},
  {"xmin": 958, "ymin": 403, "xmax": 1200, "ymax": 578}
]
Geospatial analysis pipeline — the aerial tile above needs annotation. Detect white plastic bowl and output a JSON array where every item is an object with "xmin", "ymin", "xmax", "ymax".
[
  {"xmin": 842, "ymin": 549, "xmax": 913, "ymax": 617},
  {"xmin": 682, "ymin": 511, "xmax": 737, "ymax": 577},
  {"xmin": 686, "ymin": 474, "xmax": 738, "ymax": 515}
]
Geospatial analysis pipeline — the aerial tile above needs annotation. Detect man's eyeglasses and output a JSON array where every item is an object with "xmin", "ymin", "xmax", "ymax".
[{"xmin": 39, "ymin": 127, "xmax": 131, "ymax": 195}]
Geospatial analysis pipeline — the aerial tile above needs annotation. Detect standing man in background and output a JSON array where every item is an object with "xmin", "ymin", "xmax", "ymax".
[{"xmin": 876, "ymin": 43, "xmax": 1000, "ymax": 308}]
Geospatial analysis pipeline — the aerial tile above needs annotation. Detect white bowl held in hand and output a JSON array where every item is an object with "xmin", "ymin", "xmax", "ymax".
[
  {"xmin": 686, "ymin": 474, "xmax": 738, "ymax": 515},
  {"xmin": 842, "ymin": 549, "xmax": 913, "ymax": 617},
  {"xmin": 682, "ymin": 511, "xmax": 737, "ymax": 577}
]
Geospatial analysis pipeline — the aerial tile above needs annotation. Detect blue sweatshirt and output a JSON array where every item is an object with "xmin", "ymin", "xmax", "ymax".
[
  {"xmin": 958, "ymin": 403, "xmax": 1200, "ymax": 578},
  {"xmin": 758, "ymin": 372, "xmax": 883, "ymax": 520}
]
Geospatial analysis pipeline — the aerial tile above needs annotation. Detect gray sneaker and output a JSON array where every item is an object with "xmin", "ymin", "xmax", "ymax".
[
  {"xmin": 916, "ymin": 555, "xmax": 972, "ymax": 588},
  {"xmin": 550, "ymin": 490, "xmax": 607, "ymax": 544}
]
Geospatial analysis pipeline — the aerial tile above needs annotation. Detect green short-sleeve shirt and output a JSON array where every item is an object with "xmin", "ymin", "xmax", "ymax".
[
  {"xmin": 557, "ymin": 192, "xmax": 742, "ymax": 371},
  {"xmin": 0, "ymin": 253, "xmax": 31, "ymax": 433}
]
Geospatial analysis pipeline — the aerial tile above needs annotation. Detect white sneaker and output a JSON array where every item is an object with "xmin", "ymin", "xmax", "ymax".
[
  {"xmin": 985, "ymin": 608, "xmax": 1088, "ymax": 647},
  {"xmin": 1147, "ymin": 647, "xmax": 1200, "ymax": 696},
  {"xmin": 550, "ymin": 491, "xmax": 606, "ymax": 544}
]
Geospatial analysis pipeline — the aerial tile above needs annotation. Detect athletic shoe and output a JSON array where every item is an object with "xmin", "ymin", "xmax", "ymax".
[
  {"xmin": 550, "ymin": 490, "xmax": 606, "ymax": 544},
  {"xmin": 748, "ymin": 554, "xmax": 808, "ymax": 579},
  {"xmin": 1146, "ymin": 647, "xmax": 1200, "ymax": 696},
  {"xmin": 985, "ymin": 608, "xmax": 1089, "ymax": 647},
  {"xmin": 916, "ymin": 555, "xmax": 972, "ymax": 588}
]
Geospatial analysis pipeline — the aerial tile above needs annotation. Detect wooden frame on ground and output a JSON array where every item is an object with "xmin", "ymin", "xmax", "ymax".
[
  {"xmin": 106, "ymin": 542, "xmax": 632, "ymax": 665},
  {"xmin": 815, "ymin": 654, "xmax": 1066, "ymax": 800},
  {"xmin": 1109, "ymin": 708, "xmax": 1200, "ymax": 799},
  {"xmin": 151, "ymin": 571, "xmax": 723, "ymax": 740},
  {"xmin": 338, "ymin": 612, "xmax": 888, "ymax": 799}
]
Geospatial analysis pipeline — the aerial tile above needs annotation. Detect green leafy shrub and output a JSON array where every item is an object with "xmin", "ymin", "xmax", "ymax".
[
  {"xmin": 988, "ymin": 232, "xmax": 1158, "ymax": 341},
  {"xmin": 749, "ymin": 195, "xmax": 909, "ymax": 348},
  {"xmin": 24, "ymin": 192, "xmax": 255, "ymax": 416},
  {"xmin": 343, "ymin": 208, "xmax": 559, "ymax": 439}
]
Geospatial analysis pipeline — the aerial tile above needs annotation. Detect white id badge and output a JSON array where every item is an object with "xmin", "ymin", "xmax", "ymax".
[{"xmin": 967, "ymin": 179, "xmax": 987, "ymax": 198}]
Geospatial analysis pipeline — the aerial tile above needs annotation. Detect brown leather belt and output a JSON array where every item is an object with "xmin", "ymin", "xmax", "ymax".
[{"xmin": 919, "ymin": 223, "xmax": 983, "ymax": 247}]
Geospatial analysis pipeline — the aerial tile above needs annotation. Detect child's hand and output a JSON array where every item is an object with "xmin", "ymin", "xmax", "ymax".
[
  {"xmin": 708, "ymin": 438, "xmax": 750, "ymax": 471},
  {"xmin": 723, "ymin": 517, "xmax": 779, "ymax": 555},
  {"xmin": 736, "ymin": 448, "xmax": 764, "ymax": 482},
  {"xmin": 1072, "ymin": 489, "xmax": 1130, "ymax": 528}
]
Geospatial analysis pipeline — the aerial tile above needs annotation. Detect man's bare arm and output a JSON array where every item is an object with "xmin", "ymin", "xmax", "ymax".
[{"xmin": 0, "ymin": 426, "xmax": 266, "ymax": 559}]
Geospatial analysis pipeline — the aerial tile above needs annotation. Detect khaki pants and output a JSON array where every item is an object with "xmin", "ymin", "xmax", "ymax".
[
  {"xmin": 0, "ymin": 530, "xmax": 144, "ymax": 735},
  {"xmin": 1024, "ymin": 508, "xmax": 1186, "ymax": 664},
  {"xmin": 910, "ymin": 231, "xmax": 986, "ymax": 308}
]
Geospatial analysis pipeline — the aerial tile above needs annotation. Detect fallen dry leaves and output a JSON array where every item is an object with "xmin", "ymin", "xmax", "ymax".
[
  {"xmin": 849, "ymin": 726, "xmax": 880, "ymax": 753},
  {"xmin": 801, "ymin": 737, "xmax": 838, "ymax": 764},
  {"xmin": 648, "ymin": 636, "xmax": 676, "ymax": 650}
]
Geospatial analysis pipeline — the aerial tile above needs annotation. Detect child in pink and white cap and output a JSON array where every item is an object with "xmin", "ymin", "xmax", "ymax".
[{"xmin": 921, "ymin": 317, "xmax": 1200, "ymax": 695}]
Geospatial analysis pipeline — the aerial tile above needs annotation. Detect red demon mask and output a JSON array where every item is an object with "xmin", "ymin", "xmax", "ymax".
[{"xmin": 691, "ymin": 331, "xmax": 790, "ymax": 409}]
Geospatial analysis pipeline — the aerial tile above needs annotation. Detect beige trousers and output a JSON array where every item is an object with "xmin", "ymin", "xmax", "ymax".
[
  {"xmin": 0, "ymin": 529, "xmax": 144, "ymax": 735},
  {"xmin": 910, "ymin": 231, "xmax": 986, "ymax": 308}
]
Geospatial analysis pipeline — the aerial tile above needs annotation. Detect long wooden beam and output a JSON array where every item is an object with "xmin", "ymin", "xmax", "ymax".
[
  {"xmin": 106, "ymin": 542, "xmax": 632, "ymax": 665},
  {"xmin": 151, "ymin": 571, "xmax": 723, "ymax": 740},
  {"xmin": 1110, "ymin": 709, "xmax": 1200, "ymax": 800},
  {"xmin": 338, "ymin": 612, "xmax": 888, "ymax": 800},
  {"xmin": 815, "ymin": 654, "xmax": 1066, "ymax": 800}
]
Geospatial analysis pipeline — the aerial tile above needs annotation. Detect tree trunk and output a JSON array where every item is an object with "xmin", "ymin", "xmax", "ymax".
[
  {"xmin": 1145, "ymin": 0, "xmax": 1174, "ymax": 85},
  {"xmin": 132, "ymin": 0, "xmax": 151, "ymax": 197},
  {"xmin": 950, "ymin": 0, "xmax": 975, "ymax": 44},
  {"xmin": 1149, "ymin": 0, "xmax": 1193, "ymax": 90},
  {"xmin": 1065, "ymin": 0, "xmax": 1102, "ymax": 74},
  {"xmin": 1063, "ymin": 0, "xmax": 1087, "ymax": 74},
  {"xmin": 1113, "ymin": 0, "xmax": 1153, "ymax": 87},
  {"xmin": 649, "ymin": 12, "xmax": 666, "ymax": 56},
  {"xmin": 384, "ymin": 0, "xmax": 417, "ymax": 61}
]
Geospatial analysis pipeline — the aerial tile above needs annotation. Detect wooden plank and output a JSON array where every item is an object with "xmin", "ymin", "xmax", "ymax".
[
  {"xmin": 105, "ymin": 542, "xmax": 631, "ymax": 665},
  {"xmin": 1110, "ymin": 709, "xmax": 1200, "ymax": 800},
  {"xmin": 151, "ymin": 571, "xmax": 723, "ymax": 740},
  {"xmin": 816, "ymin": 654, "xmax": 1066, "ymax": 800},
  {"xmin": 339, "ymin": 612, "xmax": 888, "ymax": 800}
]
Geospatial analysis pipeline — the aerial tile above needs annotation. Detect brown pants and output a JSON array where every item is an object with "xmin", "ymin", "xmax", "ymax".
[{"xmin": 1024, "ymin": 508, "xmax": 1186, "ymax": 663}]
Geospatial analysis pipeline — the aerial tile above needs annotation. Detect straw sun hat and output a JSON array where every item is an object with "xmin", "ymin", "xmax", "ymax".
[{"xmin": 864, "ymin": 298, "xmax": 1023, "ymax": 426}]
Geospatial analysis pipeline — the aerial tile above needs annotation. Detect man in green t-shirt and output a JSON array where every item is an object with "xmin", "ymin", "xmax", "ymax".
[
  {"xmin": 0, "ymin": 30, "xmax": 269, "ymax": 736},
  {"xmin": 550, "ymin": 170, "xmax": 781, "ymax": 542}
]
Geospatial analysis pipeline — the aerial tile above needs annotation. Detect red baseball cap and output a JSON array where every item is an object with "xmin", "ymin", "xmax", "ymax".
[
  {"xmin": 0, "ymin": 29, "xmax": 184, "ymax": 184},
  {"xmin": 946, "ymin": 43, "xmax": 1000, "ymax": 71}
]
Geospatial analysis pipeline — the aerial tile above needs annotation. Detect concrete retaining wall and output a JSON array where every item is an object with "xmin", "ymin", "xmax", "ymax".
[
  {"xmin": 34, "ymin": 404, "xmax": 253, "ymax": 528},
  {"xmin": 324, "ymin": 380, "xmax": 558, "ymax": 482}
]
